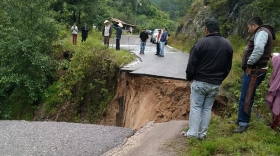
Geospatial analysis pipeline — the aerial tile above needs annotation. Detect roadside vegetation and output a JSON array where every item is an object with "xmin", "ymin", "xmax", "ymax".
[{"xmin": 0, "ymin": 0, "xmax": 135, "ymax": 122}]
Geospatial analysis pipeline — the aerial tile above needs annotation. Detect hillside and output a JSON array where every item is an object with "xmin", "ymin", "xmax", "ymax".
[{"xmin": 176, "ymin": 0, "xmax": 280, "ymax": 40}]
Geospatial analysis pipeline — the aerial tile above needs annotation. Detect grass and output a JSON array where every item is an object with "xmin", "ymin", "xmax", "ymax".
[{"xmin": 180, "ymin": 115, "xmax": 280, "ymax": 156}]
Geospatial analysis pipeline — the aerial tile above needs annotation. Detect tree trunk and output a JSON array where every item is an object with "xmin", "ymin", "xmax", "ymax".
[
  {"xmin": 72, "ymin": 11, "xmax": 76, "ymax": 22},
  {"xmin": 78, "ymin": 10, "xmax": 81, "ymax": 24}
]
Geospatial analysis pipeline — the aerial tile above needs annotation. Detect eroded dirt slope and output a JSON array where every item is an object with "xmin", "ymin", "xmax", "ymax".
[{"xmin": 99, "ymin": 73, "xmax": 190, "ymax": 129}]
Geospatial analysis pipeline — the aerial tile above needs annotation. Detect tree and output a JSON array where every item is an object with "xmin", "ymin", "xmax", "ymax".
[{"xmin": 0, "ymin": 0, "xmax": 59, "ymax": 118}]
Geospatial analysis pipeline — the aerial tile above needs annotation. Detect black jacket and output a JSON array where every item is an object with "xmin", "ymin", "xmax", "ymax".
[
  {"xmin": 186, "ymin": 33, "xmax": 233, "ymax": 85},
  {"xmin": 81, "ymin": 25, "xmax": 88, "ymax": 38},
  {"xmin": 139, "ymin": 32, "xmax": 149, "ymax": 42}
]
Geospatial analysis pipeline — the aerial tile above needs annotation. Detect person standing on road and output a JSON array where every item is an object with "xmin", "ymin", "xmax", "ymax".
[
  {"xmin": 181, "ymin": 18, "xmax": 233, "ymax": 140},
  {"xmin": 155, "ymin": 29, "xmax": 162, "ymax": 56},
  {"xmin": 233, "ymin": 17, "xmax": 276, "ymax": 133},
  {"xmin": 102, "ymin": 20, "xmax": 112, "ymax": 46},
  {"xmin": 71, "ymin": 23, "xmax": 78, "ymax": 45},
  {"xmin": 111, "ymin": 22, "xmax": 123, "ymax": 50},
  {"xmin": 139, "ymin": 28, "xmax": 149, "ymax": 54},
  {"xmin": 81, "ymin": 23, "xmax": 89, "ymax": 42},
  {"xmin": 159, "ymin": 28, "xmax": 168, "ymax": 57}
]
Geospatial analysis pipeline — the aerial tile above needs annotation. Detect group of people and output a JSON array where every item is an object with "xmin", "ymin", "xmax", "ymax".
[
  {"xmin": 71, "ymin": 23, "xmax": 89, "ymax": 45},
  {"xmin": 71, "ymin": 19, "xmax": 123, "ymax": 48},
  {"xmin": 181, "ymin": 16, "xmax": 278, "ymax": 140},
  {"xmin": 139, "ymin": 28, "xmax": 168, "ymax": 57},
  {"xmin": 72, "ymin": 20, "xmax": 169, "ymax": 55}
]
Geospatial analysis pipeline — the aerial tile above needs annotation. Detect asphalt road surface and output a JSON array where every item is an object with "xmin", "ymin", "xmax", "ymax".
[
  {"xmin": 0, "ymin": 121, "xmax": 134, "ymax": 156},
  {"xmin": 109, "ymin": 35, "xmax": 189, "ymax": 80}
]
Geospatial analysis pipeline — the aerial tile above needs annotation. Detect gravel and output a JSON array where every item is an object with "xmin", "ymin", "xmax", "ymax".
[{"xmin": 0, "ymin": 120, "xmax": 134, "ymax": 156}]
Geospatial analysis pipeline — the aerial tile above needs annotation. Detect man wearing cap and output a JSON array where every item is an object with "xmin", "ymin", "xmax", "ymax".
[
  {"xmin": 102, "ymin": 20, "xmax": 112, "ymax": 46},
  {"xmin": 139, "ymin": 28, "xmax": 149, "ymax": 54},
  {"xmin": 111, "ymin": 22, "xmax": 123, "ymax": 50}
]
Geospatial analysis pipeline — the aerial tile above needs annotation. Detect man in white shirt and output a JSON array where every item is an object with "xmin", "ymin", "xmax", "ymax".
[{"xmin": 102, "ymin": 20, "xmax": 112, "ymax": 46}]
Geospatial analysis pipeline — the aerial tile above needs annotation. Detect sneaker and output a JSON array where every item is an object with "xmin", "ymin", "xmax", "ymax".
[
  {"xmin": 181, "ymin": 131, "xmax": 188, "ymax": 137},
  {"xmin": 233, "ymin": 126, "xmax": 248, "ymax": 133},
  {"xmin": 198, "ymin": 136, "xmax": 206, "ymax": 141}
]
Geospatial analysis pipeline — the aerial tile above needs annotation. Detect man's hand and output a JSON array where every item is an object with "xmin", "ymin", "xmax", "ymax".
[{"xmin": 245, "ymin": 68, "xmax": 252, "ymax": 76}]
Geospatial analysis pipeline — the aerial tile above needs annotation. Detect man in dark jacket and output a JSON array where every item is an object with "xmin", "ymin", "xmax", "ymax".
[
  {"xmin": 81, "ymin": 23, "xmax": 88, "ymax": 42},
  {"xmin": 233, "ymin": 17, "xmax": 276, "ymax": 133},
  {"xmin": 139, "ymin": 28, "xmax": 149, "ymax": 54},
  {"xmin": 111, "ymin": 22, "xmax": 123, "ymax": 50},
  {"xmin": 181, "ymin": 18, "xmax": 233, "ymax": 140}
]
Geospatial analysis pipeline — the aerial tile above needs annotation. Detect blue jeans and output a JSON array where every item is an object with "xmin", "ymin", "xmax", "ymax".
[
  {"xmin": 160, "ymin": 41, "xmax": 166, "ymax": 56},
  {"xmin": 187, "ymin": 80, "xmax": 220, "ymax": 139},
  {"xmin": 140, "ymin": 42, "xmax": 146, "ymax": 53},
  {"xmin": 238, "ymin": 71, "xmax": 266, "ymax": 127}
]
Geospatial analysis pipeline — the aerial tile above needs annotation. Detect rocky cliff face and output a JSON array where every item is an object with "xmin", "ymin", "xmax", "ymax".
[{"xmin": 176, "ymin": 0, "xmax": 275, "ymax": 41}]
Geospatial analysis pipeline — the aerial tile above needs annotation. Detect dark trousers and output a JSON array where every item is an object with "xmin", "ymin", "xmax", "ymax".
[
  {"xmin": 104, "ymin": 36, "xmax": 110, "ymax": 46},
  {"xmin": 82, "ymin": 37, "xmax": 87, "ymax": 42},
  {"xmin": 237, "ymin": 71, "xmax": 266, "ymax": 126},
  {"xmin": 116, "ymin": 39, "xmax": 120, "ymax": 50},
  {"xmin": 156, "ymin": 42, "xmax": 160, "ymax": 54}
]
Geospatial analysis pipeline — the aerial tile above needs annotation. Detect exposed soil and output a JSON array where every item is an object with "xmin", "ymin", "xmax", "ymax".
[{"xmin": 99, "ymin": 72, "xmax": 228, "ymax": 130}]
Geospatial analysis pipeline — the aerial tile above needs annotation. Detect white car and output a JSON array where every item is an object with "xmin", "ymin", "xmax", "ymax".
[
  {"xmin": 150, "ymin": 29, "xmax": 162, "ymax": 43},
  {"xmin": 151, "ymin": 29, "xmax": 169, "ymax": 45}
]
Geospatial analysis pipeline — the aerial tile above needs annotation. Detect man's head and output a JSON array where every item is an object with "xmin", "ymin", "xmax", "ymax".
[
  {"xmin": 163, "ymin": 27, "xmax": 167, "ymax": 32},
  {"xmin": 247, "ymin": 17, "xmax": 263, "ymax": 35},
  {"xmin": 205, "ymin": 18, "xmax": 220, "ymax": 34},
  {"xmin": 104, "ymin": 20, "xmax": 109, "ymax": 26},
  {"xmin": 158, "ymin": 29, "xmax": 162, "ymax": 33},
  {"xmin": 84, "ymin": 23, "xmax": 87, "ymax": 26},
  {"xmin": 142, "ymin": 28, "xmax": 146, "ymax": 32}
]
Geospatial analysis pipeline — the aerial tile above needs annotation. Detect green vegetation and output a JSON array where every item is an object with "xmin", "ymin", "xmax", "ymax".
[
  {"xmin": 181, "ymin": 115, "xmax": 280, "ymax": 156},
  {"xmin": 150, "ymin": 0, "xmax": 194, "ymax": 20},
  {"xmin": 51, "ymin": 0, "xmax": 177, "ymax": 31},
  {"xmin": 0, "ymin": 0, "xmax": 135, "ymax": 121},
  {"xmin": 42, "ymin": 31, "xmax": 134, "ymax": 122},
  {"xmin": 0, "ymin": 0, "xmax": 59, "ymax": 119}
]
